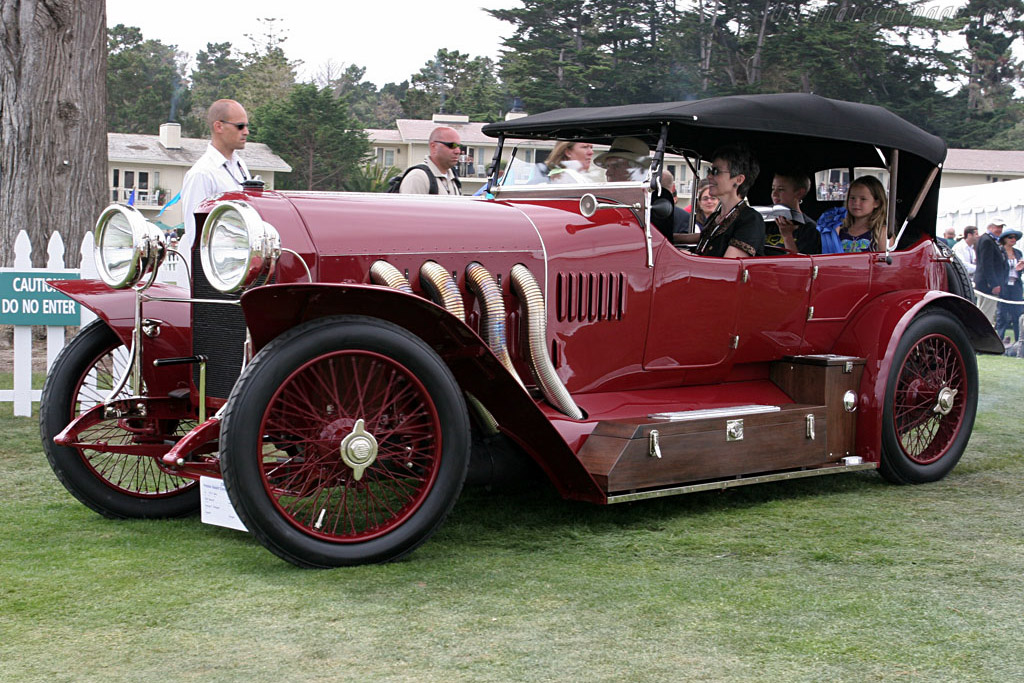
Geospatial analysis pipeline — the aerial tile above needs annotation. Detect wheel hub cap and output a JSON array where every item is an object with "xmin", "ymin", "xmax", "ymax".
[
  {"xmin": 339, "ymin": 419, "xmax": 378, "ymax": 481},
  {"xmin": 933, "ymin": 387, "xmax": 958, "ymax": 416}
]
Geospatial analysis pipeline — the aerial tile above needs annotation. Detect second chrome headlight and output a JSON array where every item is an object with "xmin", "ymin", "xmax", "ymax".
[
  {"xmin": 94, "ymin": 204, "xmax": 166, "ymax": 289},
  {"xmin": 200, "ymin": 201, "xmax": 281, "ymax": 293}
]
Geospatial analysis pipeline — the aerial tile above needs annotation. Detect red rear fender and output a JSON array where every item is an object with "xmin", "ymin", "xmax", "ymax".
[{"xmin": 831, "ymin": 290, "xmax": 1001, "ymax": 462}]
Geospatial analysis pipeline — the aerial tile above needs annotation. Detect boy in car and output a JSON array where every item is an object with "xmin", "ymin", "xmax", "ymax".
[{"xmin": 770, "ymin": 170, "xmax": 821, "ymax": 254}]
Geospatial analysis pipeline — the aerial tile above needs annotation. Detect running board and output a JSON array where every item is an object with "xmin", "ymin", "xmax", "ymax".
[{"xmin": 606, "ymin": 461, "xmax": 878, "ymax": 504}]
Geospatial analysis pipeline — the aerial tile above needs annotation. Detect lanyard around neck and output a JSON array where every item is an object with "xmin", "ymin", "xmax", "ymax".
[{"xmin": 223, "ymin": 160, "xmax": 248, "ymax": 184}]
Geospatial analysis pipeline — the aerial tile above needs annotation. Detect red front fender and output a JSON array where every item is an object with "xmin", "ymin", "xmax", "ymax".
[
  {"xmin": 832, "ymin": 290, "xmax": 1002, "ymax": 463},
  {"xmin": 47, "ymin": 279, "xmax": 195, "ymax": 396},
  {"xmin": 239, "ymin": 283, "xmax": 606, "ymax": 503}
]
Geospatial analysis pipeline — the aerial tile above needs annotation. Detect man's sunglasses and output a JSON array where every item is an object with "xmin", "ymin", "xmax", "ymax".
[
  {"xmin": 705, "ymin": 167, "xmax": 735, "ymax": 177},
  {"xmin": 433, "ymin": 140, "xmax": 463, "ymax": 150},
  {"xmin": 219, "ymin": 120, "xmax": 250, "ymax": 131}
]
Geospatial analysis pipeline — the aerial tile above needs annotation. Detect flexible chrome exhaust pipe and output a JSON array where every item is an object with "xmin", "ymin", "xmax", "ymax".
[
  {"xmin": 369, "ymin": 260, "xmax": 413, "ymax": 294},
  {"xmin": 419, "ymin": 261, "xmax": 465, "ymax": 321},
  {"xmin": 465, "ymin": 262, "xmax": 523, "ymax": 388},
  {"xmin": 510, "ymin": 264, "xmax": 583, "ymax": 420}
]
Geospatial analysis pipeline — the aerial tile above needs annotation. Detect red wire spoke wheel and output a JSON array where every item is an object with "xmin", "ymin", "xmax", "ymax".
[
  {"xmin": 260, "ymin": 350, "xmax": 443, "ymax": 541},
  {"xmin": 881, "ymin": 311, "xmax": 978, "ymax": 484},
  {"xmin": 40, "ymin": 320, "xmax": 199, "ymax": 517},
  {"xmin": 220, "ymin": 316, "xmax": 470, "ymax": 568}
]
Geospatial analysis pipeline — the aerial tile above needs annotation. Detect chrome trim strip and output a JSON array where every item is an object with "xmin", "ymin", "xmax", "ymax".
[
  {"xmin": 648, "ymin": 405, "xmax": 779, "ymax": 421},
  {"xmin": 606, "ymin": 462, "xmax": 879, "ymax": 504}
]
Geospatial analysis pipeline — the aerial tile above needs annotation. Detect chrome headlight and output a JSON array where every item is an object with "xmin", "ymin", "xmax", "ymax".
[
  {"xmin": 94, "ymin": 204, "xmax": 166, "ymax": 289},
  {"xmin": 200, "ymin": 201, "xmax": 281, "ymax": 293}
]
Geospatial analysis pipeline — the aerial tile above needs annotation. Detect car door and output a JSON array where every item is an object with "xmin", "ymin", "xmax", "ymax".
[{"xmin": 644, "ymin": 245, "xmax": 742, "ymax": 382}]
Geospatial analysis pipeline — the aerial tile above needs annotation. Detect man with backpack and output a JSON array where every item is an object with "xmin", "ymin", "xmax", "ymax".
[{"xmin": 392, "ymin": 126, "xmax": 463, "ymax": 195}]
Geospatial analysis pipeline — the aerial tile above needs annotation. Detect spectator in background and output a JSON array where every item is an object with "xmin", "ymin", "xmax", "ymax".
[
  {"xmin": 974, "ymin": 218, "xmax": 1007, "ymax": 326},
  {"xmin": 952, "ymin": 226, "xmax": 978, "ymax": 276},
  {"xmin": 685, "ymin": 179, "xmax": 718, "ymax": 234},
  {"xmin": 661, "ymin": 170, "xmax": 691, "ymax": 235},
  {"xmin": 180, "ymin": 99, "xmax": 252, "ymax": 253},
  {"xmin": 398, "ymin": 126, "xmax": 463, "ymax": 195},
  {"xmin": 943, "ymin": 227, "xmax": 957, "ymax": 247},
  {"xmin": 996, "ymin": 229, "xmax": 1023, "ymax": 343}
]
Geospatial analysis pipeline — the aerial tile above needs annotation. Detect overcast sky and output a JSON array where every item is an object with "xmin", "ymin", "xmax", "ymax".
[{"xmin": 106, "ymin": 0, "xmax": 521, "ymax": 86}]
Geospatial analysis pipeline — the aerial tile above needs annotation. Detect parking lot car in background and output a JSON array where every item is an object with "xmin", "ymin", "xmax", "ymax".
[{"xmin": 41, "ymin": 94, "xmax": 1003, "ymax": 567}]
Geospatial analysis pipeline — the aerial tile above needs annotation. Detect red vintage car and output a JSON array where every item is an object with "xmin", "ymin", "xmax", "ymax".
[{"xmin": 42, "ymin": 94, "xmax": 1002, "ymax": 567}]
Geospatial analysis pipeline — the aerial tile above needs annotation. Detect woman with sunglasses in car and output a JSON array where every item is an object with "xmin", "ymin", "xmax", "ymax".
[{"xmin": 675, "ymin": 145, "xmax": 765, "ymax": 258}]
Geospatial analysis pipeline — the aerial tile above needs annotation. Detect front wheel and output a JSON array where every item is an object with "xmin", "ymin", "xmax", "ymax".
[
  {"xmin": 39, "ymin": 319, "xmax": 199, "ymax": 517},
  {"xmin": 880, "ymin": 310, "xmax": 978, "ymax": 484},
  {"xmin": 219, "ymin": 316, "xmax": 471, "ymax": 568}
]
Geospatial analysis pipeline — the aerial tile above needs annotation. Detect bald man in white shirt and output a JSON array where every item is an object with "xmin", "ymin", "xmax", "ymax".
[{"xmin": 179, "ymin": 99, "xmax": 252, "ymax": 253}]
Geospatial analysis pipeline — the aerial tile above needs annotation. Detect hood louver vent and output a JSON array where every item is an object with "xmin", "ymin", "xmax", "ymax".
[{"xmin": 555, "ymin": 272, "xmax": 626, "ymax": 323}]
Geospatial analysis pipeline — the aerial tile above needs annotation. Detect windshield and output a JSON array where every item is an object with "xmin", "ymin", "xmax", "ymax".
[{"xmin": 495, "ymin": 140, "xmax": 653, "ymax": 188}]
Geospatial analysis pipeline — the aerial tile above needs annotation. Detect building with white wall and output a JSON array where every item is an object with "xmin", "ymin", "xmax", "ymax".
[
  {"xmin": 107, "ymin": 123, "xmax": 291, "ymax": 230},
  {"xmin": 941, "ymin": 149, "xmax": 1024, "ymax": 188}
]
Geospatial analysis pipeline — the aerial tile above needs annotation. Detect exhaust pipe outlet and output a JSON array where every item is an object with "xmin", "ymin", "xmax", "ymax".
[
  {"xmin": 465, "ymin": 262, "xmax": 523, "ymax": 388},
  {"xmin": 369, "ymin": 260, "xmax": 414, "ymax": 294},
  {"xmin": 466, "ymin": 393, "xmax": 500, "ymax": 436},
  {"xmin": 419, "ymin": 261, "xmax": 465, "ymax": 322},
  {"xmin": 509, "ymin": 264, "xmax": 583, "ymax": 420}
]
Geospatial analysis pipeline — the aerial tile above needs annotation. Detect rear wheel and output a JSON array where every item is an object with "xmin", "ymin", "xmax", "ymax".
[
  {"xmin": 880, "ymin": 311, "xmax": 978, "ymax": 484},
  {"xmin": 39, "ymin": 319, "xmax": 199, "ymax": 518},
  {"xmin": 936, "ymin": 240, "xmax": 976, "ymax": 304},
  {"xmin": 219, "ymin": 316, "xmax": 470, "ymax": 567}
]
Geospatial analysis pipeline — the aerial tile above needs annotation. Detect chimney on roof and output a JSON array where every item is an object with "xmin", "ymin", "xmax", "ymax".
[
  {"xmin": 159, "ymin": 122, "xmax": 181, "ymax": 149},
  {"xmin": 432, "ymin": 113, "xmax": 470, "ymax": 124},
  {"xmin": 505, "ymin": 96, "xmax": 527, "ymax": 121}
]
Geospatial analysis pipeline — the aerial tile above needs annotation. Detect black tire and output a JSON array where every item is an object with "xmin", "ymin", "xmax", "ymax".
[
  {"xmin": 936, "ymin": 240, "xmax": 976, "ymax": 304},
  {"xmin": 879, "ymin": 310, "xmax": 978, "ymax": 484},
  {"xmin": 39, "ymin": 319, "xmax": 200, "ymax": 518},
  {"xmin": 219, "ymin": 315, "xmax": 471, "ymax": 568}
]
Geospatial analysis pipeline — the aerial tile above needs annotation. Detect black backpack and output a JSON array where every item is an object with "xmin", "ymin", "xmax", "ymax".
[{"xmin": 386, "ymin": 164, "xmax": 461, "ymax": 195}]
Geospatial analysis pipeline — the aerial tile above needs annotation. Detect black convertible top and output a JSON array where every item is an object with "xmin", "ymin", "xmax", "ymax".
[{"xmin": 483, "ymin": 93, "xmax": 946, "ymax": 168}]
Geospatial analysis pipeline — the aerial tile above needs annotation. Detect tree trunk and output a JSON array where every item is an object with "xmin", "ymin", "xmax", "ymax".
[
  {"xmin": 0, "ymin": 0, "xmax": 106, "ymax": 268},
  {"xmin": 748, "ymin": 0, "xmax": 772, "ymax": 85},
  {"xmin": 698, "ymin": 0, "xmax": 720, "ymax": 92}
]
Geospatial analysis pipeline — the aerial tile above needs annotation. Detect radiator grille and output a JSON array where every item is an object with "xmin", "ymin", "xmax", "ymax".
[
  {"xmin": 191, "ymin": 247, "xmax": 246, "ymax": 399},
  {"xmin": 555, "ymin": 271, "xmax": 625, "ymax": 322}
]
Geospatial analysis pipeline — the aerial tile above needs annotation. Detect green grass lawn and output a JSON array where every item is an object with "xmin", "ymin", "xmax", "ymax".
[{"xmin": 2, "ymin": 355, "xmax": 1023, "ymax": 682}]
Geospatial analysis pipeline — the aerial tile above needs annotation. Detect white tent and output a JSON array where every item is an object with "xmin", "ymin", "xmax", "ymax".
[{"xmin": 937, "ymin": 178, "xmax": 1024, "ymax": 237}]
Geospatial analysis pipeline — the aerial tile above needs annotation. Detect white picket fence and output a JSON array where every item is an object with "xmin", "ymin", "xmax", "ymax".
[
  {"xmin": 1, "ymin": 230, "xmax": 100, "ymax": 416},
  {"xmin": 2, "ymin": 227, "xmax": 188, "ymax": 417}
]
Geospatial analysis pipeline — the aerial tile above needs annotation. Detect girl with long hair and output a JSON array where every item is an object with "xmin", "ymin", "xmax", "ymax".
[{"xmin": 839, "ymin": 175, "xmax": 888, "ymax": 253}]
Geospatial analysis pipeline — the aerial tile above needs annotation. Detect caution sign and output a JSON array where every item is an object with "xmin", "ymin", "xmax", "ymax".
[{"xmin": 0, "ymin": 272, "xmax": 80, "ymax": 325}]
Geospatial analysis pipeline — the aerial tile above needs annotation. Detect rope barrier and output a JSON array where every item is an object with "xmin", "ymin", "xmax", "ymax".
[{"xmin": 973, "ymin": 288, "xmax": 1024, "ymax": 306}]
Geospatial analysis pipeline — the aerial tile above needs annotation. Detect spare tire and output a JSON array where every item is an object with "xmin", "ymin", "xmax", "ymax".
[{"xmin": 936, "ymin": 240, "xmax": 976, "ymax": 305}]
